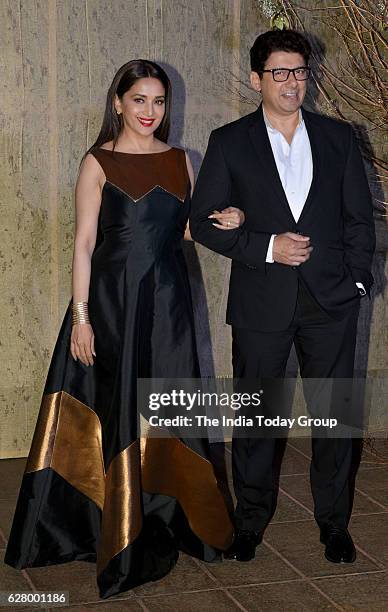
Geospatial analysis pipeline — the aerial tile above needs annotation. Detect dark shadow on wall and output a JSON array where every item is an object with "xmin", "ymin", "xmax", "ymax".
[
  {"xmin": 303, "ymin": 32, "xmax": 324, "ymax": 113},
  {"xmin": 159, "ymin": 62, "xmax": 215, "ymax": 378}
]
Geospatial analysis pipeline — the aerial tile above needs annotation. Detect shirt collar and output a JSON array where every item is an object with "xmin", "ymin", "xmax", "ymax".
[{"xmin": 262, "ymin": 106, "xmax": 303, "ymax": 133}]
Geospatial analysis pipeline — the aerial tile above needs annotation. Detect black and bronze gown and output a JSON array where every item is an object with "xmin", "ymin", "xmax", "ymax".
[{"xmin": 5, "ymin": 147, "xmax": 234, "ymax": 599}]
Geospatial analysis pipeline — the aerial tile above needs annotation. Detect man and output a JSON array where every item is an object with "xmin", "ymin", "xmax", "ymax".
[{"xmin": 190, "ymin": 29, "xmax": 375, "ymax": 564}]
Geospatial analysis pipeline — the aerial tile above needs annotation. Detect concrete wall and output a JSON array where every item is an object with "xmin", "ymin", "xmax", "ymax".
[{"xmin": 0, "ymin": 0, "xmax": 386, "ymax": 457}]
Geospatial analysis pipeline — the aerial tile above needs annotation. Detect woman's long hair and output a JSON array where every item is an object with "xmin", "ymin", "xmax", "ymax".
[{"xmin": 88, "ymin": 59, "xmax": 172, "ymax": 153}]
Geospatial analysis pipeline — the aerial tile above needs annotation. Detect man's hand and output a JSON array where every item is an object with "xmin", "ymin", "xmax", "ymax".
[
  {"xmin": 273, "ymin": 232, "xmax": 313, "ymax": 266},
  {"xmin": 208, "ymin": 207, "xmax": 245, "ymax": 230}
]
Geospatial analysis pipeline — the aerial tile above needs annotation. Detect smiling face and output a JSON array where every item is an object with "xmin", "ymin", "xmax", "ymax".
[
  {"xmin": 250, "ymin": 51, "xmax": 307, "ymax": 119},
  {"xmin": 114, "ymin": 77, "xmax": 166, "ymax": 137}
]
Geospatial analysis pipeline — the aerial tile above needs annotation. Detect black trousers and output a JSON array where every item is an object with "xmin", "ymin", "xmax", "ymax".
[{"xmin": 231, "ymin": 278, "xmax": 360, "ymax": 532}]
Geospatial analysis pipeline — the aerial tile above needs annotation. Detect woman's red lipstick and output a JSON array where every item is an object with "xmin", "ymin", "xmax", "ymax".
[{"xmin": 137, "ymin": 117, "xmax": 155, "ymax": 127}]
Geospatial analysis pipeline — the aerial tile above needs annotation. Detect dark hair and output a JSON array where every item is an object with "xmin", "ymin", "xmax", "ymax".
[
  {"xmin": 89, "ymin": 59, "xmax": 171, "ymax": 153},
  {"xmin": 250, "ymin": 29, "xmax": 311, "ymax": 75}
]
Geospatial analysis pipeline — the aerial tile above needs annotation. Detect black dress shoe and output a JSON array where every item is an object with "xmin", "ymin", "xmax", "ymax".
[
  {"xmin": 320, "ymin": 526, "xmax": 356, "ymax": 563},
  {"xmin": 224, "ymin": 529, "xmax": 263, "ymax": 562}
]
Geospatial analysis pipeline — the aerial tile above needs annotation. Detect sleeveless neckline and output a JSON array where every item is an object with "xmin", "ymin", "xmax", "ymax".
[
  {"xmin": 91, "ymin": 145, "xmax": 188, "ymax": 203},
  {"xmin": 98, "ymin": 147, "xmax": 174, "ymax": 156}
]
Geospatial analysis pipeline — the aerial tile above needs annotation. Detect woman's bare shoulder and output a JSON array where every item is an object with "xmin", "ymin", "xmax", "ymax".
[{"xmin": 77, "ymin": 151, "xmax": 105, "ymax": 185}]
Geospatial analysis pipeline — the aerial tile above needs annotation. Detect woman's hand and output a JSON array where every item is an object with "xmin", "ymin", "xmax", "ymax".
[
  {"xmin": 184, "ymin": 223, "xmax": 193, "ymax": 241},
  {"xmin": 208, "ymin": 206, "xmax": 245, "ymax": 230},
  {"xmin": 70, "ymin": 323, "xmax": 96, "ymax": 366}
]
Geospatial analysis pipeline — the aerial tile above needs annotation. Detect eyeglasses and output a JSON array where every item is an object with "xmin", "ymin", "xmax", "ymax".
[{"xmin": 261, "ymin": 67, "xmax": 311, "ymax": 82}]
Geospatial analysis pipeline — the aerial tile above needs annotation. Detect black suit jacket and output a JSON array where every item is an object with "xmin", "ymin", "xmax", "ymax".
[{"xmin": 190, "ymin": 105, "xmax": 376, "ymax": 331}]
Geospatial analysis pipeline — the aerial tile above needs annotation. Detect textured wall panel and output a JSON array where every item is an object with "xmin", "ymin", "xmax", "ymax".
[{"xmin": 0, "ymin": 0, "xmax": 386, "ymax": 457}]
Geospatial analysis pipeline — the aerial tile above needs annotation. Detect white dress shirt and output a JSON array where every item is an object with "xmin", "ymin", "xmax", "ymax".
[
  {"xmin": 264, "ymin": 107, "xmax": 312, "ymax": 263},
  {"xmin": 263, "ymin": 107, "xmax": 365, "ymax": 295}
]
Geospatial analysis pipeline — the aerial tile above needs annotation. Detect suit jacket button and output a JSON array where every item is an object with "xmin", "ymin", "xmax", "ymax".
[{"xmin": 292, "ymin": 266, "xmax": 297, "ymax": 270}]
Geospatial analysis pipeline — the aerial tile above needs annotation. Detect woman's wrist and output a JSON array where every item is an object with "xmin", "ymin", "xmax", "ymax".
[{"xmin": 72, "ymin": 301, "xmax": 90, "ymax": 325}]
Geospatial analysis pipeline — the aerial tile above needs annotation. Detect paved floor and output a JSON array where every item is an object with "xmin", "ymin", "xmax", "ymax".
[{"xmin": 0, "ymin": 438, "xmax": 387, "ymax": 611}]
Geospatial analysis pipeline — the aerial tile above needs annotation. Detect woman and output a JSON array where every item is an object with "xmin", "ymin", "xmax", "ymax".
[{"xmin": 5, "ymin": 60, "xmax": 244, "ymax": 599}]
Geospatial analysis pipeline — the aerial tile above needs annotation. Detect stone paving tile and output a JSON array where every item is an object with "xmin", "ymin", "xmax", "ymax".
[
  {"xmin": 357, "ymin": 462, "xmax": 388, "ymax": 473},
  {"xmin": 271, "ymin": 493, "xmax": 312, "ymax": 523},
  {"xmin": 25, "ymin": 561, "xmax": 103, "ymax": 605},
  {"xmin": 51, "ymin": 600, "xmax": 144, "ymax": 611},
  {"xmin": 0, "ymin": 550, "xmax": 33, "ymax": 592},
  {"xmin": 286, "ymin": 438, "xmax": 312, "ymax": 458},
  {"xmin": 204, "ymin": 543, "xmax": 298, "ymax": 586},
  {"xmin": 134, "ymin": 553, "xmax": 216, "ymax": 597},
  {"xmin": 278, "ymin": 474, "xmax": 314, "ymax": 513},
  {"xmin": 349, "ymin": 514, "xmax": 388, "ymax": 567},
  {"xmin": 0, "ymin": 497, "xmax": 17, "ymax": 539},
  {"xmin": 354, "ymin": 467, "xmax": 388, "ymax": 507},
  {"xmin": 263, "ymin": 519, "xmax": 379, "ymax": 578},
  {"xmin": 229, "ymin": 580, "xmax": 336, "ymax": 611},
  {"xmin": 143, "ymin": 589, "xmax": 241, "ymax": 611},
  {"xmin": 313, "ymin": 571, "xmax": 388, "ymax": 611},
  {"xmin": 362, "ymin": 439, "xmax": 388, "ymax": 462},
  {"xmin": 0, "ymin": 526, "xmax": 7, "ymax": 548},
  {"xmin": 278, "ymin": 443, "xmax": 310, "ymax": 476},
  {"xmin": 0, "ymin": 609, "xmax": 50, "ymax": 612},
  {"xmin": 0, "ymin": 458, "xmax": 26, "ymax": 500},
  {"xmin": 1, "ymin": 453, "xmax": 387, "ymax": 610}
]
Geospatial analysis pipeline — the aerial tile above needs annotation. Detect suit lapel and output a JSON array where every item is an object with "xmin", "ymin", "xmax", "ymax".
[
  {"xmin": 248, "ymin": 106, "xmax": 295, "ymax": 225},
  {"xmin": 247, "ymin": 104, "xmax": 323, "ymax": 226},
  {"xmin": 297, "ymin": 108, "xmax": 323, "ymax": 224}
]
